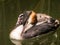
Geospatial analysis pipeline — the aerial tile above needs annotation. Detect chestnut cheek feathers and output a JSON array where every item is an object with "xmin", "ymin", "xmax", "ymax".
[{"xmin": 28, "ymin": 11, "xmax": 37, "ymax": 24}]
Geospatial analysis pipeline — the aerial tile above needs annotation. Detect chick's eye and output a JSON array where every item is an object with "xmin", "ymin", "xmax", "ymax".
[
  {"xmin": 40, "ymin": 16, "xmax": 41, "ymax": 17},
  {"xmin": 40, "ymin": 15, "xmax": 42, "ymax": 18}
]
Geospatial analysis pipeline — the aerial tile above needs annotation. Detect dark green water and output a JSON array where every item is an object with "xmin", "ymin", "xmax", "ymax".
[{"xmin": 0, "ymin": 0, "xmax": 60, "ymax": 45}]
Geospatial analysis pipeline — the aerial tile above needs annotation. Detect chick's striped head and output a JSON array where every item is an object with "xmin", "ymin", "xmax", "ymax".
[{"xmin": 16, "ymin": 11, "xmax": 32, "ymax": 26}]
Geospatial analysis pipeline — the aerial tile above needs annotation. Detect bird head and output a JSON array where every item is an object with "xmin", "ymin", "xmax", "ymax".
[
  {"xmin": 36, "ymin": 13, "xmax": 60, "ymax": 28},
  {"xmin": 16, "ymin": 11, "xmax": 32, "ymax": 26},
  {"xmin": 36, "ymin": 13, "xmax": 52, "ymax": 22}
]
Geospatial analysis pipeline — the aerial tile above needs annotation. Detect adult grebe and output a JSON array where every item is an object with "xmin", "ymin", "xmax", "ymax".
[
  {"xmin": 10, "ymin": 11, "xmax": 36, "ymax": 45},
  {"xmin": 10, "ymin": 11, "xmax": 60, "ymax": 45}
]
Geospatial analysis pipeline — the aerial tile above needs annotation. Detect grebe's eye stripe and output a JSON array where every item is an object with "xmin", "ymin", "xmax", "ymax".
[{"xmin": 19, "ymin": 14, "xmax": 24, "ymax": 17}]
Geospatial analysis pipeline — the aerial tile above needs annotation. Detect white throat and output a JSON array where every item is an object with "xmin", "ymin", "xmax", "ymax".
[{"xmin": 10, "ymin": 25, "xmax": 24, "ymax": 40}]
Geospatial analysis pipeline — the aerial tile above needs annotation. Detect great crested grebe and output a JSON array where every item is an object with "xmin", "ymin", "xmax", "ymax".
[{"xmin": 9, "ymin": 11, "xmax": 60, "ymax": 45}]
